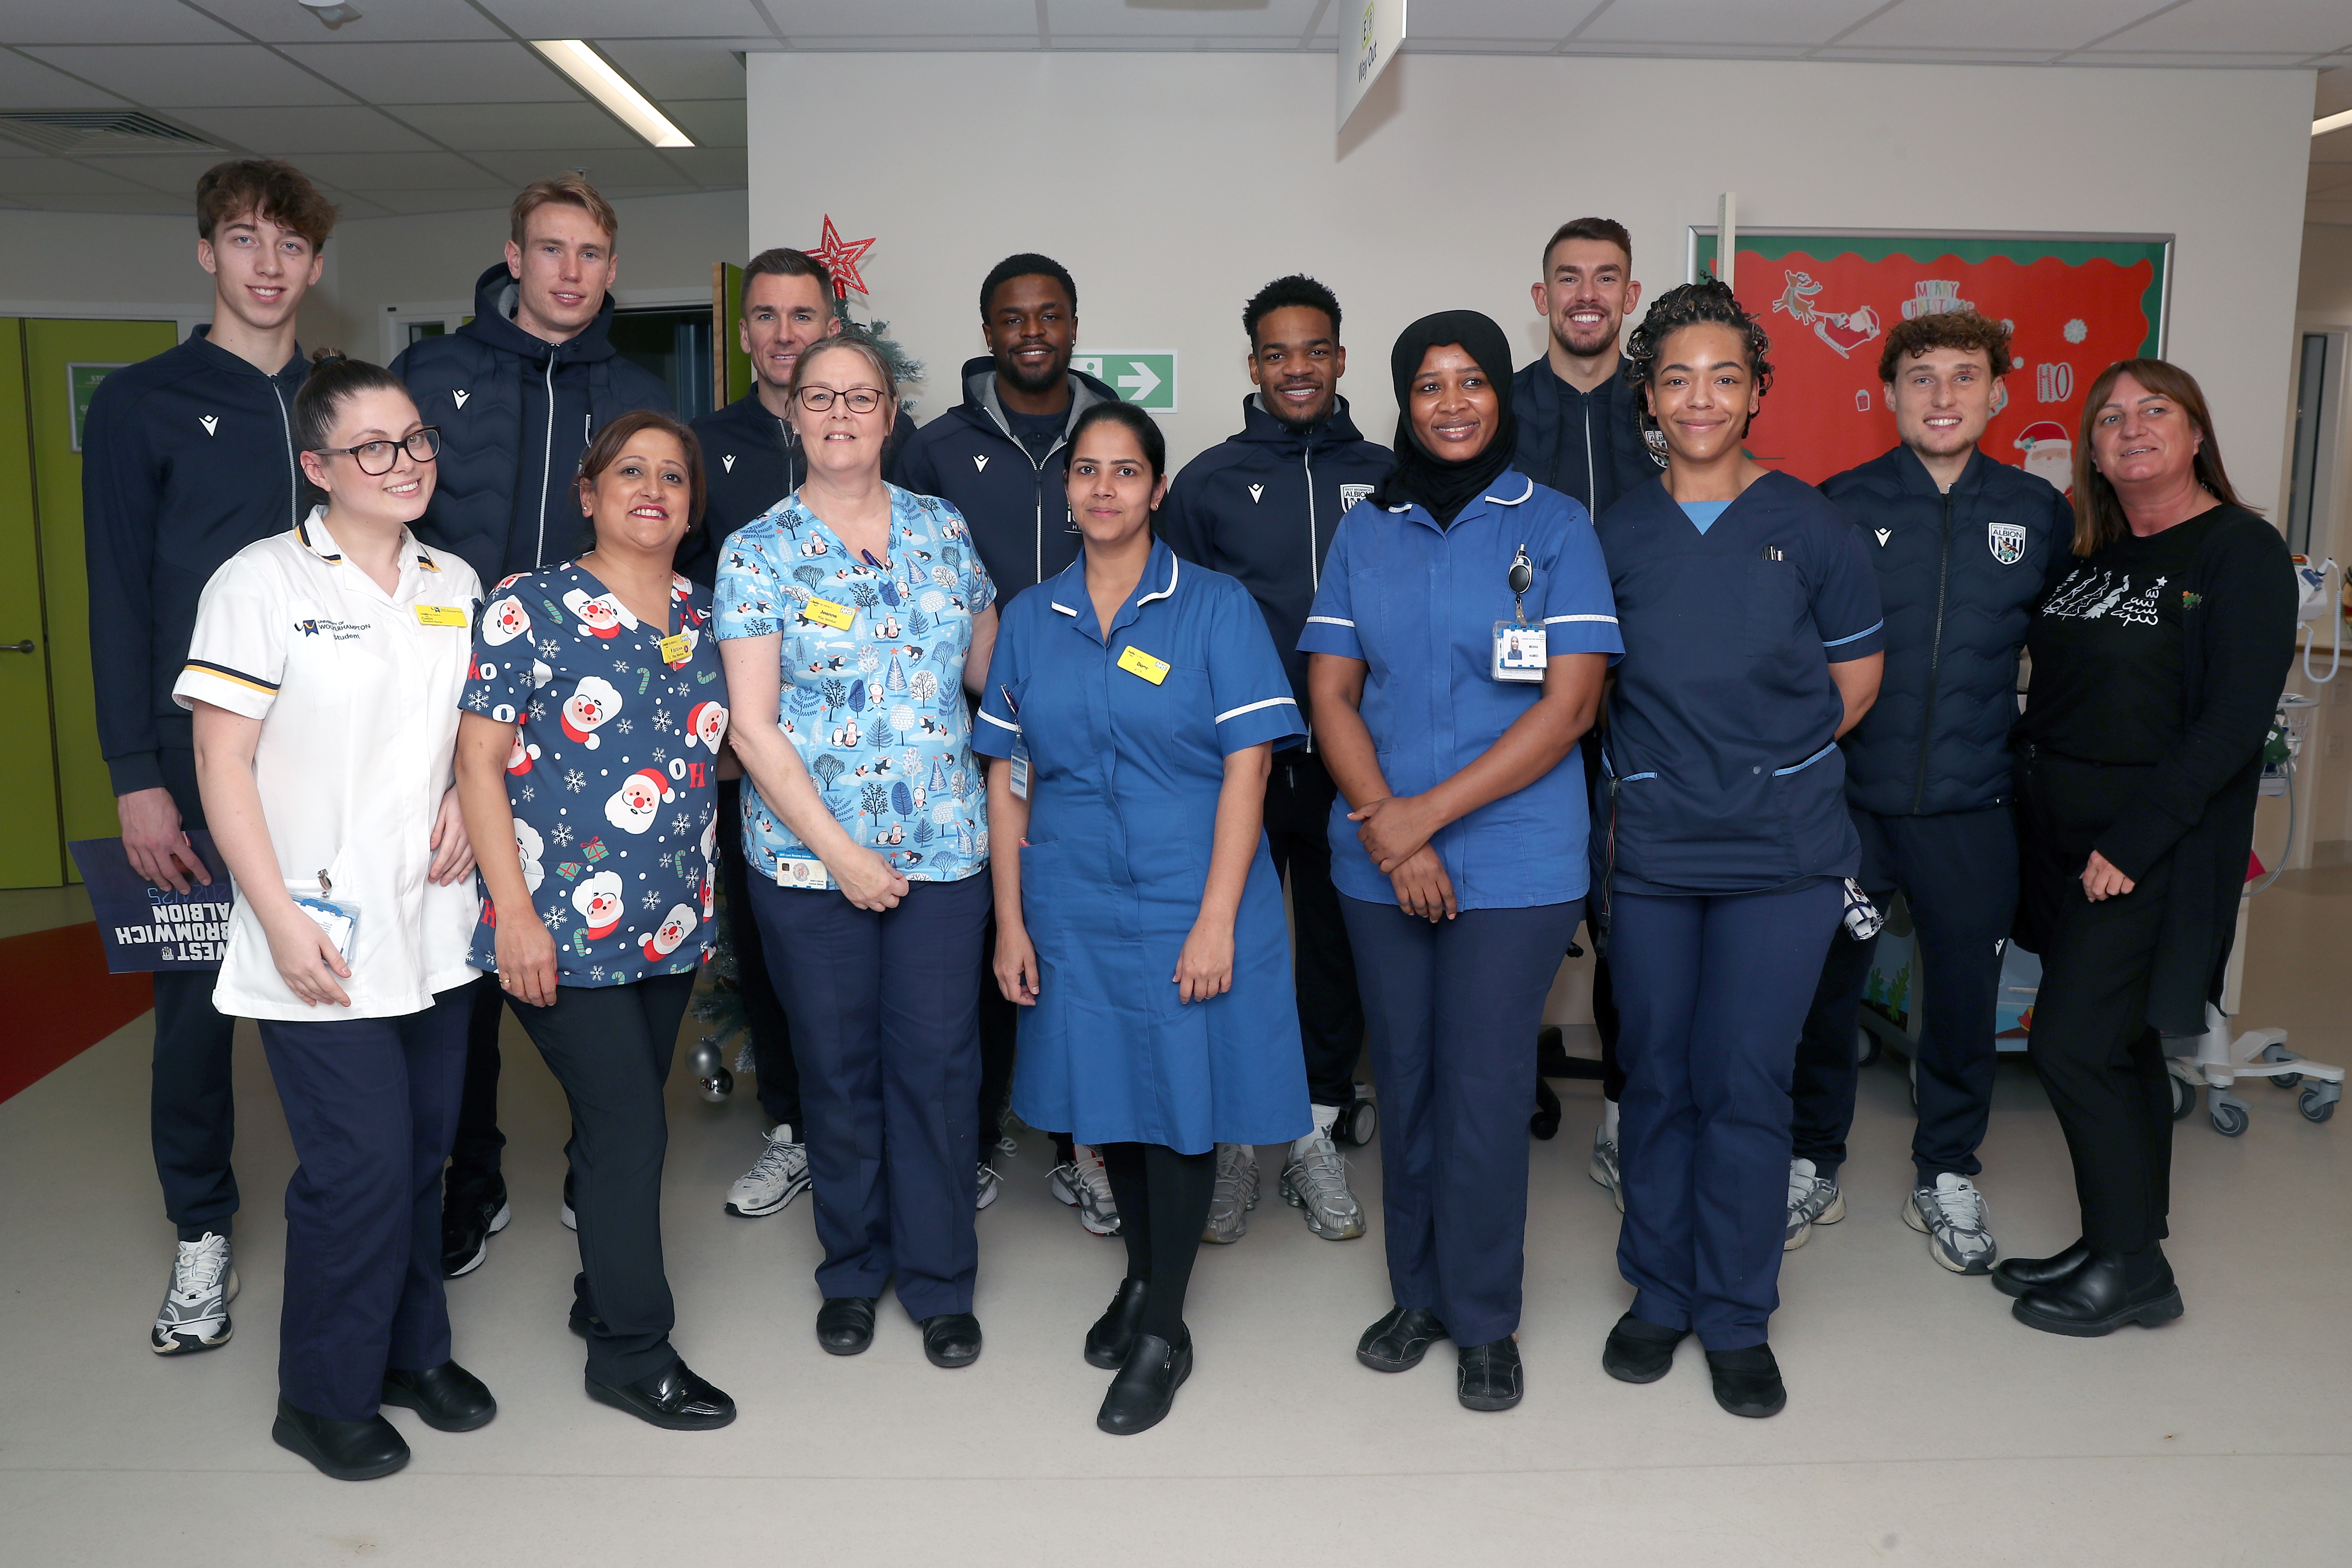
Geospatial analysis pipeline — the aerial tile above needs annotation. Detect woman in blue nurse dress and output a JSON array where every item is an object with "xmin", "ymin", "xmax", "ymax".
[{"xmin": 974, "ymin": 401, "xmax": 1307, "ymax": 1438}]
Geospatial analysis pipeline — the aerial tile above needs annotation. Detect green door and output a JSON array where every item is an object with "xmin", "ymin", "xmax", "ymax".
[{"xmin": 0, "ymin": 322, "xmax": 66, "ymax": 887}]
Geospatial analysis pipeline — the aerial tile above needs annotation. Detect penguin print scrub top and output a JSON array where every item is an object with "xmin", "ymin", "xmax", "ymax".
[
  {"xmin": 462, "ymin": 562, "xmax": 726, "ymax": 986},
  {"xmin": 712, "ymin": 485, "xmax": 998, "ymax": 889}
]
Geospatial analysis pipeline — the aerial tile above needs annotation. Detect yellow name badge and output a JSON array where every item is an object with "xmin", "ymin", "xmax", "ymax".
[
  {"xmin": 658, "ymin": 632, "xmax": 692, "ymax": 665},
  {"xmin": 804, "ymin": 597, "xmax": 856, "ymax": 630},
  {"xmin": 414, "ymin": 604, "xmax": 467, "ymax": 628},
  {"xmin": 1117, "ymin": 645, "xmax": 1170, "ymax": 685}
]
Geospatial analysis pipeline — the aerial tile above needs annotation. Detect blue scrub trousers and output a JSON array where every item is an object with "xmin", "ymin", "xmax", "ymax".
[
  {"xmin": 748, "ymin": 873, "xmax": 989, "ymax": 1320},
  {"xmin": 1611, "ymin": 881, "xmax": 1842, "ymax": 1351},
  {"xmin": 257, "ymin": 987, "xmax": 471, "ymax": 1421},
  {"xmin": 1340, "ymin": 895, "xmax": 1583, "ymax": 1349}
]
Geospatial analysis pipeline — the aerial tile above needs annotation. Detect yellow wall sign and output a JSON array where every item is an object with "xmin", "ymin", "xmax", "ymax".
[{"xmin": 1117, "ymin": 645, "xmax": 1169, "ymax": 685}]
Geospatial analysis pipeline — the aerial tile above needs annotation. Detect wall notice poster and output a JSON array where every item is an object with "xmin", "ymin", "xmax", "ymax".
[{"xmin": 1687, "ymin": 230, "xmax": 2171, "ymax": 490}]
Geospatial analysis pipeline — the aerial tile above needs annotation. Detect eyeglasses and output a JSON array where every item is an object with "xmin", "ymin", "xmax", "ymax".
[
  {"xmin": 315, "ymin": 427, "xmax": 441, "ymax": 476},
  {"xmin": 797, "ymin": 386, "xmax": 886, "ymax": 414}
]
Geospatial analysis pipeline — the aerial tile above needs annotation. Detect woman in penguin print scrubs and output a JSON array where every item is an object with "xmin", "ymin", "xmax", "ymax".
[
  {"xmin": 976, "ymin": 401, "xmax": 1311, "ymax": 1436},
  {"xmin": 453, "ymin": 411, "xmax": 735, "ymax": 1432}
]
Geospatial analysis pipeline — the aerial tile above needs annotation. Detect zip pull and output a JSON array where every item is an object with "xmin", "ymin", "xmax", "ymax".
[{"xmin": 317, "ymin": 869, "xmax": 333, "ymax": 896}]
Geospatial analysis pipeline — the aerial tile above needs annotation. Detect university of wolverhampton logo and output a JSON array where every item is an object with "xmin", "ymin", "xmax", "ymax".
[
  {"xmin": 1987, "ymin": 521, "xmax": 2027, "ymax": 566},
  {"xmin": 297, "ymin": 619, "xmax": 319, "ymax": 637}
]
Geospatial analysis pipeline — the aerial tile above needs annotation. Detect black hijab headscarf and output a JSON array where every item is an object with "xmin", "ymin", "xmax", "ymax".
[{"xmin": 1371, "ymin": 309, "xmax": 1520, "ymax": 527}]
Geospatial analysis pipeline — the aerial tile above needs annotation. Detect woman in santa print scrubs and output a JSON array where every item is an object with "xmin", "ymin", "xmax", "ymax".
[{"xmin": 453, "ymin": 411, "xmax": 736, "ymax": 1432}]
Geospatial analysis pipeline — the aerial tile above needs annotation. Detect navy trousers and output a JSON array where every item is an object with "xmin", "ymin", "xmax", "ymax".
[
  {"xmin": 716, "ymin": 780, "xmax": 804, "ymax": 1132},
  {"xmin": 151, "ymin": 747, "xmax": 240, "ymax": 1241},
  {"xmin": 749, "ymin": 873, "xmax": 989, "ymax": 1320},
  {"xmin": 1339, "ymin": 895, "xmax": 1583, "ymax": 1349},
  {"xmin": 1265, "ymin": 750, "xmax": 1367, "ymax": 1108},
  {"xmin": 1612, "ymin": 881, "xmax": 1842, "ymax": 1351},
  {"xmin": 258, "ymin": 988, "xmax": 470, "ymax": 1421},
  {"xmin": 1792, "ymin": 805, "xmax": 2016, "ymax": 1181}
]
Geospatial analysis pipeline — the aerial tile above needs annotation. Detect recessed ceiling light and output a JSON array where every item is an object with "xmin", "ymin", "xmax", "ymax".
[
  {"xmin": 530, "ymin": 40, "xmax": 695, "ymax": 149},
  {"xmin": 2317, "ymin": 108, "xmax": 2352, "ymax": 137}
]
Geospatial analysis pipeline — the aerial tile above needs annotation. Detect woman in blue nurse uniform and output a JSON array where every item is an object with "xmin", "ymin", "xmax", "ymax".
[
  {"xmin": 976, "ymin": 400, "xmax": 1308, "ymax": 1438},
  {"xmin": 1593, "ymin": 280, "xmax": 1884, "ymax": 1420},
  {"xmin": 1301, "ymin": 310, "xmax": 1621, "ymax": 1414}
]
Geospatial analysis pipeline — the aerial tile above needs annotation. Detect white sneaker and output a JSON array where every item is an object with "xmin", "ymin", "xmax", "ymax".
[
  {"xmin": 152, "ymin": 1233, "xmax": 237, "ymax": 1355},
  {"xmin": 1280, "ymin": 1131, "xmax": 1366, "ymax": 1240},
  {"xmin": 1905, "ymin": 1172, "xmax": 1997, "ymax": 1275},
  {"xmin": 1785, "ymin": 1158, "xmax": 1845, "ymax": 1250},
  {"xmin": 726, "ymin": 1123, "xmax": 812, "ymax": 1217},
  {"xmin": 976, "ymin": 1163, "xmax": 1002, "ymax": 1210},
  {"xmin": 1048, "ymin": 1146, "xmax": 1120, "ymax": 1236},
  {"xmin": 1590, "ymin": 1124, "xmax": 1625, "ymax": 1214},
  {"xmin": 1202, "ymin": 1142, "xmax": 1259, "ymax": 1244}
]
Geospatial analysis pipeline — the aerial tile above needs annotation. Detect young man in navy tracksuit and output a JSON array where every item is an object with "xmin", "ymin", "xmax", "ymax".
[
  {"xmin": 393, "ymin": 174, "xmax": 672, "ymax": 1278},
  {"xmin": 895, "ymin": 254, "xmax": 1122, "ymax": 1229},
  {"xmin": 1511, "ymin": 217, "xmax": 1660, "ymax": 1204},
  {"xmin": 82, "ymin": 158, "xmax": 336, "ymax": 1357},
  {"xmin": 1159, "ymin": 274, "xmax": 1391, "ymax": 1248},
  {"xmin": 1785, "ymin": 310, "xmax": 2076, "ymax": 1274}
]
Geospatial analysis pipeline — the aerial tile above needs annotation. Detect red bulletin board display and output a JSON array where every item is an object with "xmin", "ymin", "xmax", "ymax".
[{"xmin": 1686, "ymin": 230, "xmax": 2171, "ymax": 488}]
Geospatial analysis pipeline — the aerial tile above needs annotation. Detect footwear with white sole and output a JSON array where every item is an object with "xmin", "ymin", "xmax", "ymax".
[
  {"xmin": 976, "ymin": 1164, "xmax": 1002, "ymax": 1210},
  {"xmin": 1590, "ymin": 1129, "xmax": 1625, "ymax": 1214},
  {"xmin": 1280, "ymin": 1131, "xmax": 1365, "ymax": 1240},
  {"xmin": 725, "ymin": 1123, "xmax": 811, "ymax": 1217},
  {"xmin": 1048, "ymin": 1147, "xmax": 1120, "ymax": 1236},
  {"xmin": 1202, "ymin": 1142, "xmax": 1258, "ymax": 1244},
  {"xmin": 152, "ymin": 1232, "xmax": 236, "ymax": 1355},
  {"xmin": 1784, "ymin": 1158, "xmax": 1843, "ymax": 1251},
  {"xmin": 1904, "ymin": 1172, "xmax": 1996, "ymax": 1274}
]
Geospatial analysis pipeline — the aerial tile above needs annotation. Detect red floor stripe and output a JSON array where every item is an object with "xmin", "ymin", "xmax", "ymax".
[{"xmin": 0, "ymin": 923, "xmax": 154, "ymax": 1104}]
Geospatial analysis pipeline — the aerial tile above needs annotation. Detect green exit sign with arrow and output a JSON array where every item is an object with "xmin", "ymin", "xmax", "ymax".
[{"xmin": 1073, "ymin": 352, "xmax": 1177, "ymax": 412}]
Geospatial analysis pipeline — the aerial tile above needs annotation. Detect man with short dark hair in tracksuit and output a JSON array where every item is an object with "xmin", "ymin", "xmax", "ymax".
[
  {"xmin": 895, "ymin": 253, "xmax": 1121, "ymax": 1230},
  {"xmin": 1784, "ymin": 311, "xmax": 2075, "ymax": 1276},
  {"xmin": 393, "ymin": 175, "xmax": 670, "ymax": 1278},
  {"xmin": 1160, "ymin": 273, "xmax": 1391, "ymax": 1248}
]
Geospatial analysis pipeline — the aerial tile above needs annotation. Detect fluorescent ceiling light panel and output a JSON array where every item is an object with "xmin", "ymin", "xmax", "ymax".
[
  {"xmin": 530, "ymin": 39, "xmax": 694, "ymax": 148},
  {"xmin": 2317, "ymin": 108, "xmax": 2352, "ymax": 137}
]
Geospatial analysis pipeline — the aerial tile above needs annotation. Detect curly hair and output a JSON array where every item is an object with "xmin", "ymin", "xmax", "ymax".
[
  {"xmin": 1243, "ymin": 273, "xmax": 1342, "ymax": 347},
  {"xmin": 1876, "ymin": 308, "xmax": 2012, "ymax": 386},
  {"xmin": 1622, "ymin": 278, "xmax": 1773, "ymax": 433}
]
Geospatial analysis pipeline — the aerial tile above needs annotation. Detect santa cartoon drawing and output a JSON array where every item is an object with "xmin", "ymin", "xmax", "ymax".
[
  {"xmin": 2015, "ymin": 420, "xmax": 2074, "ymax": 494},
  {"xmin": 641, "ymin": 904, "xmax": 699, "ymax": 963},
  {"xmin": 560, "ymin": 676, "xmax": 623, "ymax": 747},
  {"xmin": 506, "ymin": 729, "xmax": 541, "ymax": 776},
  {"xmin": 685, "ymin": 699, "xmax": 729, "ymax": 752},
  {"xmin": 514, "ymin": 819, "xmax": 546, "ymax": 893},
  {"xmin": 699, "ymin": 814, "xmax": 717, "ymax": 866},
  {"xmin": 604, "ymin": 768, "xmax": 674, "ymax": 834},
  {"xmin": 483, "ymin": 594, "xmax": 531, "ymax": 646},
  {"xmin": 563, "ymin": 588, "xmax": 636, "ymax": 638},
  {"xmin": 698, "ymin": 874, "xmax": 714, "ymax": 919},
  {"xmin": 573, "ymin": 871, "xmax": 624, "ymax": 939}
]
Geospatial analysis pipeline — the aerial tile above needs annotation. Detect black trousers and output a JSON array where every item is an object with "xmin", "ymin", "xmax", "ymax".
[
  {"xmin": 1264, "ymin": 749, "xmax": 1366, "ymax": 1108},
  {"xmin": 446, "ymin": 976, "xmax": 506, "ymax": 1197},
  {"xmin": 1578, "ymin": 737, "xmax": 1624, "ymax": 1104},
  {"xmin": 509, "ymin": 971, "xmax": 697, "ymax": 1386},
  {"xmin": 716, "ymin": 779, "xmax": 803, "ymax": 1132},
  {"xmin": 2015, "ymin": 751, "xmax": 2176, "ymax": 1252},
  {"xmin": 150, "ymin": 747, "xmax": 240, "ymax": 1241},
  {"xmin": 977, "ymin": 911, "xmax": 1019, "ymax": 1143},
  {"xmin": 1792, "ymin": 805, "xmax": 2016, "ymax": 1181}
]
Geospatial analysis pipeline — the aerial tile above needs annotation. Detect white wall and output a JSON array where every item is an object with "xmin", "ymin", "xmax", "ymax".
[{"xmin": 749, "ymin": 51, "xmax": 2313, "ymax": 502}]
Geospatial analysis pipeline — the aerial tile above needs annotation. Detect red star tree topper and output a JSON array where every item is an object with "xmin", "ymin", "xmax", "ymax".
[{"xmin": 807, "ymin": 215, "xmax": 876, "ymax": 299}]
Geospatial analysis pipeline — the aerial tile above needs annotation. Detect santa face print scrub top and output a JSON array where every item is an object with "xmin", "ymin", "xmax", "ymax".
[{"xmin": 462, "ymin": 562, "xmax": 727, "ymax": 986}]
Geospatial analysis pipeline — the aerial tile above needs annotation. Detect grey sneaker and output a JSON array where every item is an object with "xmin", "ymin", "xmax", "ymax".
[
  {"xmin": 1591, "ymin": 1123, "xmax": 1625, "ymax": 1213},
  {"xmin": 1202, "ymin": 1142, "xmax": 1259, "ymax": 1244},
  {"xmin": 1784, "ymin": 1158, "xmax": 1844, "ymax": 1251},
  {"xmin": 1280, "ymin": 1131, "xmax": 1366, "ymax": 1240},
  {"xmin": 152, "ymin": 1232, "xmax": 237, "ymax": 1355},
  {"xmin": 976, "ymin": 1163, "xmax": 1002, "ymax": 1211},
  {"xmin": 1049, "ymin": 1147, "xmax": 1121, "ymax": 1236},
  {"xmin": 726, "ymin": 1123, "xmax": 811, "ymax": 1217},
  {"xmin": 1905, "ymin": 1172, "xmax": 1996, "ymax": 1274}
]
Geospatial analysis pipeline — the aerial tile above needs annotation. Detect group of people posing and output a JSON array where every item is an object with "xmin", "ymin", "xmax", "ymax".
[{"xmin": 93, "ymin": 160, "xmax": 2295, "ymax": 1481}]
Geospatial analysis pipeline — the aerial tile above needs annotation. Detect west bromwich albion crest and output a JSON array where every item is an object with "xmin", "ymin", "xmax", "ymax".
[
  {"xmin": 1338, "ymin": 482, "xmax": 1374, "ymax": 514},
  {"xmin": 1987, "ymin": 521, "xmax": 2028, "ymax": 566}
]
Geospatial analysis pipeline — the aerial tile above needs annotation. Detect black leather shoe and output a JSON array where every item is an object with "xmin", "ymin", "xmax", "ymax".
[
  {"xmin": 1706, "ymin": 1345, "xmax": 1787, "ymax": 1418},
  {"xmin": 920, "ymin": 1312, "xmax": 982, "ymax": 1368},
  {"xmin": 815, "ymin": 1296, "xmax": 877, "ymax": 1356},
  {"xmin": 439, "ymin": 1176, "xmax": 509, "ymax": 1280},
  {"xmin": 1085, "ymin": 1279, "xmax": 1149, "ymax": 1369},
  {"xmin": 1456, "ymin": 1338, "xmax": 1523, "ymax": 1411},
  {"xmin": 1356, "ymin": 1304, "xmax": 1447, "ymax": 1372},
  {"xmin": 1602, "ymin": 1313, "xmax": 1689, "ymax": 1385},
  {"xmin": 272, "ymin": 1397, "xmax": 410, "ymax": 1481},
  {"xmin": 1992, "ymin": 1238, "xmax": 2091, "ymax": 1299},
  {"xmin": 1098, "ymin": 1330, "xmax": 1192, "ymax": 1436},
  {"xmin": 584, "ymin": 1360, "xmax": 736, "ymax": 1430},
  {"xmin": 2012, "ymin": 1247, "xmax": 2182, "ymax": 1337},
  {"xmin": 380, "ymin": 1360, "xmax": 497, "ymax": 1432}
]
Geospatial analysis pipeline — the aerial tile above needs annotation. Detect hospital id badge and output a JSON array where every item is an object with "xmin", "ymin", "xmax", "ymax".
[
  {"xmin": 658, "ymin": 631, "xmax": 693, "ymax": 665},
  {"xmin": 285, "ymin": 879, "xmax": 360, "ymax": 960},
  {"xmin": 414, "ymin": 604, "xmax": 467, "ymax": 628},
  {"xmin": 1492, "ymin": 621, "xmax": 1547, "ymax": 683},
  {"xmin": 1008, "ymin": 736, "xmax": 1031, "ymax": 801}
]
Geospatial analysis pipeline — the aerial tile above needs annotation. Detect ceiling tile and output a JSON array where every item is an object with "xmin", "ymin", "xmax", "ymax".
[
  {"xmin": 767, "ymin": 0, "xmax": 1039, "ymax": 41},
  {"xmin": 1407, "ymin": 37, "xmax": 1574, "ymax": 54},
  {"xmin": 165, "ymin": 105, "xmax": 439, "ymax": 155},
  {"xmin": 78, "ymin": 152, "xmax": 234, "ymax": 196},
  {"xmin": 0, "ymin": 0, "xmax": 244, "ymax": 45},
  {"xmin": 479, "ymin": 0, "xmax": 780, "ymax": 41},
  {"xmin": 276, "ymin": 40, "xmax": 580, "ymax": 103},
  {"xmin": 473, "ymin": 148, "xmax": 687, "ymax": 187},
  {"xmin": 23, "ymin": 44, "xmax": 354, "ymax": 106},
  {"xmin": 185, "ymin": 0, "xmax": 511, "ymax": 44},
  {"xmin": 0, "ymin": 47, "xmax": 132, "ymax": 107},
  {"xmin": 1810, "ymin": 47, "xmax": 2071, "ymax": 64},
  {"xmin": 660, "ymin": 145, "xmax": 746, "ymax": 186},
  {"xmin": 1575, "ymin": 0, "xmax": 1886, "ymax": 46},
  {"xmin": 1838, "ymin": 0, "xmax": 2164, "ymax": 52},
  {"xmin": 1042, "ymin": 0, "xmax": 1322, "ymax": 38},
  {"xmin": 385, "ymin": 101, "xmax": 643, "ymax": 152},
  {"xmin": 5, "ymin": 189, "xmax": 197, "ymax": 214},
  {"xmin": 594, "ymin": 39, "xmax": 754, "ymax": 99},
  {"xmin": 292, "ymin": 150, "xmax": 510, "ymax": 191},
  {"xmin": 2063, "ymin": 50, "xmax": 2320, "ymax": 66},
  {"xmin": 2317, "ymin": 64, "xmax": 2352, "ymax": 116},
  {"xmin": 2081, "ymin": 0, "xmax": 2351, "ymax": 53},
  {"xmin": 1378, "ymin": 0, "xmax": 1598, "ymax": 40},
  {"xmin": 0, "ymin": 156, "xmax": 152, "ymax": 194},
  {"xmin": 662, "ymin": 100, "xmax": 747, "ymax": 148},
  {"xmin": 334, "ymin": 186, "xmax": 512, "ymax": 216}
]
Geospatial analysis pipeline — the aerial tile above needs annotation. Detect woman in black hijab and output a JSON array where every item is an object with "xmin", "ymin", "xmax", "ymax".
[{"xmin": 1301, "ymin": 312, "xmax": 1622, "ymax": 1411}]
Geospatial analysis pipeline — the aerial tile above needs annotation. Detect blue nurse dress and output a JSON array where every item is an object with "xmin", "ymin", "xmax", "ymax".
[{"xmin": 973, "ymin": 540, "xmax": 1311, "ymax": 1154}]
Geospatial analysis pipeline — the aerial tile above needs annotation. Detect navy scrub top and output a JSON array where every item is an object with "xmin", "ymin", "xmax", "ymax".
[
  {"xmin": 1595, "ymin": 471, "xmax": 1884, "ymax": 895},
  {"xmin": 1297, "ymin": 471, "xmax": 1623, "ymax": 911}
]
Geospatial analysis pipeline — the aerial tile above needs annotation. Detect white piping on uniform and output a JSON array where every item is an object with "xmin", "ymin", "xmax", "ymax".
[
  {"xmin": 1049, "ymin": 600, "xmax": 1079, "ymax": 616},
  {"xmin": 977, "ymin": 710, "xmax": 1020, "ymax": 732},
  {"xmin": 1215, "ymin": 696, "xmax": 1298, "ymax": 724},
  {"xmin": 1482, "ymin": 477, "xmax": 1536, "ymax": 506},
  {"xmin": 1135, "ymin": 554, "xmax": 1179, "ymax": 606},
  {"xmin": 1305, "ymin": 614, "xmax": 1355, "ymax": 627},
  {"xmin": 1545, "ymin": 613, "xmax": 1618, "ymax": 625}
]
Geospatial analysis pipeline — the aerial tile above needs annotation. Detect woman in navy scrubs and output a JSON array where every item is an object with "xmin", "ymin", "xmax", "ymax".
[
  {"xmin": 1300, "ymin": 311, "xmax": 1621, "ymax": 1413},
  {"xmin": 977, "ymin": 402, "xmax": 1309, "ymax": 1436},
  {"xmin": 1593, "ymin": 280, "xmax": 1883, "ymax": 1419}
]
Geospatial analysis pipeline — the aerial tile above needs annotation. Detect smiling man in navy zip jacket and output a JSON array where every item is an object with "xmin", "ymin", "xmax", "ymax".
[
  {"xmin": 1160, "ymin": 275, "xmax": 1391, "ymax": 1246},
  {"xmin": 83, "ymin": 158, "xmax": 335, "ymax": 1357},
  {"xmin": 392, "ymin": 173, "xmax": 671, "ymax": 1280},
  {"xmin": 1785, "ymin": 310, "xmax": 2075, "ymax": 1276}
]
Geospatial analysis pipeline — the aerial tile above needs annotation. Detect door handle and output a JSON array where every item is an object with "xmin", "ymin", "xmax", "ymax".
[{"xmin": 2, "ymin": 639, "xmax": 36, "ymax": 654}]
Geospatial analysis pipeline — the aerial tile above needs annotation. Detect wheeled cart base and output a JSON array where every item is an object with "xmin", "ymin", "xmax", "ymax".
[{"xmin": 2166, "ymin": 1003, "xmax": 2344, "ymax": 1136}]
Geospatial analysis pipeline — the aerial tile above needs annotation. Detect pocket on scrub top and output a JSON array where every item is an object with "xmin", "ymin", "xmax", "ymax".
[{"xmin": 1742, "ymin": 556, "xmax": 1809, "ymax": 658}]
